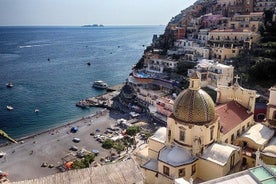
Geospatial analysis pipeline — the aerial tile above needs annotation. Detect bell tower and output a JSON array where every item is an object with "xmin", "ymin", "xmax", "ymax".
[{"xmin": 189, "ymin": 71, "xmax": 201, "ymax": 90}]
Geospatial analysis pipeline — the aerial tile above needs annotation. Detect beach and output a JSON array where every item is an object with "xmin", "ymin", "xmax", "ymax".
[{"xmin": 0, "ymin": 108, "xmax": 128, "ymax": 182}]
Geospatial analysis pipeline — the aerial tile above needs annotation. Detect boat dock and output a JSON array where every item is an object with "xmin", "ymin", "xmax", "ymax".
[{"xmin": 76, "ymin": 83, "xmax": 124, "ymax": 109}]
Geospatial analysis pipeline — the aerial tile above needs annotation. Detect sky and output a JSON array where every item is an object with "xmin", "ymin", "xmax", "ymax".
[{"xmin": 0, "ymin": 0, "xmax": 197, "ymax": 26}]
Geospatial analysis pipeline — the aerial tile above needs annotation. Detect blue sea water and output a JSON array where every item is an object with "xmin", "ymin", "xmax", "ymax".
[{"xmin": 0, "ymin": 26, "xmax": 165, "ymax": 141}]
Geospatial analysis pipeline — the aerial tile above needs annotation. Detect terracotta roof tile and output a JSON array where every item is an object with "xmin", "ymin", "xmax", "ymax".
[{"xmin": 216, "ymin": 101, "xmax": 252, "ymax": 134}]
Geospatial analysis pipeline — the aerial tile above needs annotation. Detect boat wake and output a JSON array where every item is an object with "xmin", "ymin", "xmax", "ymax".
[{"xmin": 19, "ymin": 44, "xmax": 48, "ymax": 49}]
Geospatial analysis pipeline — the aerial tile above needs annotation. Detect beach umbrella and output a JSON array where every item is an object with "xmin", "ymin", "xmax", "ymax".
[
  {"xmin": 70, "ymin": 127, "xmax": 78, "ymax": 133},
  {"xmin": 65, "ymin": 161, "xmax": 73, "ymax": 169},
  {"xmin": 92, "ymin": 149, "xmax": 99, "ymax": 156}
]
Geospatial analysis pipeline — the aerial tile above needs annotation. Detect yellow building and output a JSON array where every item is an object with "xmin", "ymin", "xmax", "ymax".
[
  {"xmin": 208, "ymin": 29, "xmax": 261, "ymax": 61},
  {"xmin": 232, "ymin": 85, "xmax": 276, "ymax": 168},
  {"xmin": 141, "ymin": 72, "xmax": 246, "ymax": 183},
  {"xmin": 228, "ymin": 12, "xmax": 263, "ymax": 32}
]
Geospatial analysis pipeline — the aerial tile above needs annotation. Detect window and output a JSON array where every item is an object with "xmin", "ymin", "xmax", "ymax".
[
  {"xmin": 230, "ymin": 154, "xmax": 235, "ymax": 169},
  {"xmin": 225, "ymin": 138, "xmax": 228, "ymax": 143},
  {"xmin": 179, "ymin": 168, "xmax": 185, "ymax": 177},
  {"xmin": 237, "ymin": 129, "xmax": 240, "ymax": 137},
  {"xmin": 242, "ymin": 126, "xmax": 245, "ymax": 132},
  {"xmin": 231, "ymin": 134, "xmax": 234, "ymax": 142},
  {"xmin": 163, "ymin": 165, "xmax": 170, "ymax": 176},
  {"xmin": 179, "ymin": 129, "xmax": 185, "ymax": 142},
  {"xmin": 168, "ymin": 130, "xmax": 171, "ymax": 140},
  {"xmin": 210, "ymin": 127, "xmax": 214, "ymax": 141},
  {"xmin": 192, "ymin": 164, "xmax": 196, "ymax": 175}
]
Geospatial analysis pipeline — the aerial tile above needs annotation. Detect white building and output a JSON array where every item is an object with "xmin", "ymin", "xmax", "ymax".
[
  {"xmin": 170, "ymin": 39, "xmax": 210, "ymax": 59},
  {"xmin": 146, "ymin": 57, "xmax": 178, "ymax": 73},
  {"xmin": 198, "ymin": 29, "xmax": 210, "ymax": 46},
  {"xmin": 188, "ymin": 59, "xmax": 234, "ymax": 89}
]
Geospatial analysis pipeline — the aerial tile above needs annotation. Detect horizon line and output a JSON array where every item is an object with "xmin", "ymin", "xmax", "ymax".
[{"xmin": 0, "ymin": 24, "xmax": 166, "ymax": 27}]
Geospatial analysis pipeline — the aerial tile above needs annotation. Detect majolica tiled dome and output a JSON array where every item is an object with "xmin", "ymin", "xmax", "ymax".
[{"xmin": 172, "ymin": 72, "xmax": 215, "ymax": 124}]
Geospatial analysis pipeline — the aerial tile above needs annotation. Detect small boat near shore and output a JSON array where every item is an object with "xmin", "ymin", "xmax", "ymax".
[
  {"xmin": 92, "ymin": 80, "xmax": 108, "ymax": 89},
  {"xmin": 6, "ymin": 82, "xmax": 13, "ymax": 88},
  {"xmin": 6, "ymin": 106, "xmax": 14, "ymax": 111},
  {"xmin": 0, "ymin": 151, "xmax": 6, "ymax": 158}
]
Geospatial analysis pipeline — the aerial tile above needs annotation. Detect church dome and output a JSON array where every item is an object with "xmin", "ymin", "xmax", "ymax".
[
  {"xmin": 159, "ymin": 145, "xmax": 196, "ymax": 166},
  {"xmin": 172, "ymin": 72, "xmax": 215, "ymax": 124}
]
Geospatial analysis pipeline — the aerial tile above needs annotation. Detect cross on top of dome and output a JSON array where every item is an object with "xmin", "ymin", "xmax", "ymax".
[{"xmin": 234, "ymin": 75, "xmax": 240, "ymax": 87}]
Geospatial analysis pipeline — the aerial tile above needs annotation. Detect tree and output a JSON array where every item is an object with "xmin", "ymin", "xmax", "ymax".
[
  {"xmin": 102, "ymin": 139, "xmax": 114, "ymax": 149},
  {"xmin": 72, "ymin": 153, "xmax": 95, "ymax": 169},
  {"xmin": 126, "ymin": 126, "xmax": 140, "ymax": 136}
]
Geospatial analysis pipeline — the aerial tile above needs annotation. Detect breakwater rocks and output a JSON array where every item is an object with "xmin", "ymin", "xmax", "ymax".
[{"xmin": 76, "ymin": 84, "xmax": 123, "ymax": 109}]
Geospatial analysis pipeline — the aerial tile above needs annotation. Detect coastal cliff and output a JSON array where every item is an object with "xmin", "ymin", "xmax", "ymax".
[{"xmin": 141, "ymin": 0, "xmax": 276, "ymax": 91}]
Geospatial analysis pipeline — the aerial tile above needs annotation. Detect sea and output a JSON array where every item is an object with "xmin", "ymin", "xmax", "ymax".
[{"xmin": 0, "ymin": 25, "xmax": 165, "ymax": 142}]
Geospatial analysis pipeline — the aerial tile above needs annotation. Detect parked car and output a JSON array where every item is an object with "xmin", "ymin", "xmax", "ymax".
[
  {"xmin": 72, "ymin": 137, "xmax": 80, "ymax": 143},
  {"xmin": 70, "ymin": 146, "xmax": 78, "ymax": 151}
]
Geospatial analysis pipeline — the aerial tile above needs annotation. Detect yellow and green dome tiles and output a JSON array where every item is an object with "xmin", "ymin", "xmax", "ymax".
[{"xmin": 173, "ymin": 89, "xmax": 215, "ymax": 124}]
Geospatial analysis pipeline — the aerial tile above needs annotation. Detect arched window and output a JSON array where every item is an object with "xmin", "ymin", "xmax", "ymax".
[
  {"xmin": 179, "ymin": 126, "xmax": 186, "ymax": 142},
  {"xmin": 210, "ymin": 127, "xmax": 214, "ymax": 141},
  {"xmin": 179, "ymin": 168, "xmax": 185, "ymax": 177}
]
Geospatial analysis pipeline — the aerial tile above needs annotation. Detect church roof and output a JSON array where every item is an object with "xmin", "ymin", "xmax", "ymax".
[
  {"xmin": 241, "ymin": 123, "xmax": 274, "ymax": 146},
  {"xmin": 150, "ymin": 127, "xmax": 166, "ymax": 143},
  {"xmin": 142, "ymin": 159, "xmax": 158, "ymax": 172},
  {"xmin": 173, "ymin": 89, "xmax": 215, "ymax": 125},
  {"xmin": 200, "ymin": 143, "xmax": 240, "ymax": 166},
  {"xmin": 12, "ymin": 158, "xmax": 143, "ymax": 184},
  {"xmin": 158, "ymin": 145, "xmax": 197, "ymax": 167},
  {"xmin": 172, "ymin": 71, "xmax": 215, "ymax": 125},
  {"xmin": 216, "ymin": 101, "xmax": 252, "ymax": 134},
  {"xmin": 262, "ymin": 137, "xmax": 276, "ymax": 158},
  {"xmin": 190, "ymin": 71, "xmax": 200, "ymax": 79}
]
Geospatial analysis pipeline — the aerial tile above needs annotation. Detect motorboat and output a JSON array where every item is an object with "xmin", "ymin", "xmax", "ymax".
[
  {"xmin": 6, "ymin": 106, "xmax": 13, "ymax": 111},
  {"xmin": 34, "ymin": 108, "xmax": 39, "ymax": 113},
  {"xmin": 92, "ymin": 80, "xmax": 108, "ymax": 89},
  {"xmin": 6, "ymin": 82, "xmax": 13, "ymax": 88},
  {"xmin": 0, "ymin": 152, "xmax": 6, "ymax": 158}
]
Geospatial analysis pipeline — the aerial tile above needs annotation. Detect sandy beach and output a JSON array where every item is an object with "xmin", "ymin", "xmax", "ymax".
[{"xmin": 0, "ymin": 108, "xmax": 129, "ymax": 182}]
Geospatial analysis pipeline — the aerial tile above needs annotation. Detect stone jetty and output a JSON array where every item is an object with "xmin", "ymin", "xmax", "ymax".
[{"xmin": 76, "ymin": 83, "xmax": 123, "ymax": 109}]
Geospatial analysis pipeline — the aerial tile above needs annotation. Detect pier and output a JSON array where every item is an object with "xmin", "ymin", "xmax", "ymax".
[
  {"xmin": 76, "ymin": 83, "xmax": 123, "ymax": 109},
  {"xmin": 0, "ymin": 130, "xmax": 17, "ymax": 143}
]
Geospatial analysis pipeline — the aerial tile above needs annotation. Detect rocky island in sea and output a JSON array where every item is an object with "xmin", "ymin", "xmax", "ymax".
[
  {"xmin": 1, "ymin": 0, "xmax": 276, "ymax": 183},
  {"xmin": 82, "ymin": 24, "xmax": 104, "ymax": 27}
]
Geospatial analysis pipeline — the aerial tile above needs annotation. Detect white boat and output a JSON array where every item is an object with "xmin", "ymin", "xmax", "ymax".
[
  {"xmin": 6, "ymin": 82, "xmax": 13, "ymax": 88},
  {"xmin": 0, "ymin": 152, "xmax": 6, "ymax": 158},
  {"xmin": 6, "ymin": 106, "xmax": 13, "ymax": 111},
  {"xmin": 92, "ymin": 80, "xmax": 108, "ymax": 89},
  {"xmin": 34, "ymin": 108, "xmax": 39, "ymax": 113}
]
